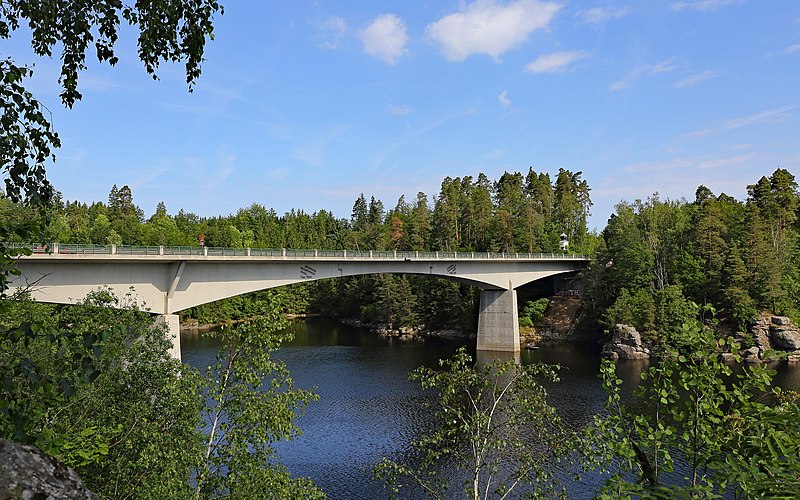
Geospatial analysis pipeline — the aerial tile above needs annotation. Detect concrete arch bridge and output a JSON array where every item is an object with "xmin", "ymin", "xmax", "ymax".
[{"xmin": 7, "ymin": 244, "xmax": 590, "ymax": 360}]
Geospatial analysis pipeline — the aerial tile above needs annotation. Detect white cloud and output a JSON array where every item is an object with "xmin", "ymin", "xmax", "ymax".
[
  {"xmin": 387, "ymin": 103, "xmax": 413, "ymax": 116},
  {"xmin": 318, "ymin": 16, "xmax": 348, "ymax": 49},
  {"xmin": 426, "ymin": 0, "xmax": 561, "ymax": 62},
  {"xmin": 685, "ymin": 106, "xmax": 794, "ymax": 139},
  {"xmin": 525, "ymin": 50, "xmax": 588, "ymax": 73},
  {"xmin": 498, "ymin": 90, "xmax": 511, "ymax": 107},
  {"xmin": 610, "ymin": 57, "xmax": 679, "ymax": 90},
  {"xmin": 358, "ymin": 14, "xmax": 409, "ymax": 64},
  {"xmin": 579, "ymin": 6, "xmax": 630, "ymax": 24},
  {"xmin": 673, "ymin": 70, "xmax": 716, "ymax": 88},
  {"xmin": 669, "ymin": 0, "xmax": 740, "ymax": 12},
  {"xmin": 786, "ymin": 44, "xmax": 800, "ymax": 54}
]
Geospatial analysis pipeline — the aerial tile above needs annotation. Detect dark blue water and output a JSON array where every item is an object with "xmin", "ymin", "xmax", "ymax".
[{"xmin": 181, "ymin": 319, "xmax": 800, "ymax": 499}]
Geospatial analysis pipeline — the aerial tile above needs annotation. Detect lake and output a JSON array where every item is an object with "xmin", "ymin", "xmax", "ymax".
[{"xmin": 181, "ymin": 318, "xmax": 800, "ymax": 499}]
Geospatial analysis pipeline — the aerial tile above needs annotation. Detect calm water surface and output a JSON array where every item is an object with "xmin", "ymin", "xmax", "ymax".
[{"xmin": 181, "ymin": 319, "xmax": 800, "ymax": 499}]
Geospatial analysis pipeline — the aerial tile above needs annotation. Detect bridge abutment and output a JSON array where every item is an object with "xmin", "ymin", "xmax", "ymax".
[
  {"xmin": 154, "ymin": 314, "xmax": 181, "ymax": 361},
  {"xmin": 476, "ymin": 289, "xmax": 520, "ymax": 353}
]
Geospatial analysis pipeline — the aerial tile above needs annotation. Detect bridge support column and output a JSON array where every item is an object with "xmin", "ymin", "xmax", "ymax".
[
  {"xmin": 476, "ymin": 290, "xmax": 520, "ymax": 352},
  {"xmin": 154, "ymin": 314, "xmax": 182, "ymax": 361}
]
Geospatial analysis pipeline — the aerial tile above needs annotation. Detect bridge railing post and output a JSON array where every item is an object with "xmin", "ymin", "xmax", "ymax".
[
  {"xmin": 282, "ymin": 248, "xmax": 286, "ymax": 258},
  {"xmin": 111, "ymin": 244, "xmax": 116, "ymax": 255},
  {"xmin": 159, "ymin": 245, "xmax": 164, "ymax": 256},
  {"xmin": 246, "ymin": 247, "xmax": 251, "ymax": 257}
]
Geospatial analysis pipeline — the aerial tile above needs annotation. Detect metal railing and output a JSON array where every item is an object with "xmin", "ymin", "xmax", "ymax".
[{"xmin": 8, "ymin": 243, "xmax": 588, "ymax": 260}]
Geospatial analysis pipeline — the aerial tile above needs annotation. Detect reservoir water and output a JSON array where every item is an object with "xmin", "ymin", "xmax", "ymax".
[{"xmin": 181, "ymin": 318, "xmax": 800, "ymax": 499}]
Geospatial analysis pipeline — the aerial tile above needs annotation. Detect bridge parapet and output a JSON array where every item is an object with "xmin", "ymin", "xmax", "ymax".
[{"xmin": 10, "ymin": 243, "xmax": 588, "ymax": 262}]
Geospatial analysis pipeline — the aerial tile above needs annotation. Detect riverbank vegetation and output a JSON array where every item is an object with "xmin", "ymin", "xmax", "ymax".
[{"xmin": 0, "ymin": 291, "xmax": 322, "ymax": 498}]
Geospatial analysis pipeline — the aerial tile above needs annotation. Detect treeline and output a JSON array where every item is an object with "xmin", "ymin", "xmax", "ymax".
[
  {"xmin": 1, "ymin": 168, "xmax": 595, "ymax": 330},
  {"xmin": 583, "ymin": 168, "xmax": 800, "ymax": 341},
  {"xmin": 1, "ymin": 168, "xmax": 595, "ymax": 253}
]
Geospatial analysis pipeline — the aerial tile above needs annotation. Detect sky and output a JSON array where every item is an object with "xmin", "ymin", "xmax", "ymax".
[{"xmin": 7, "ymin": 0, "xmax": 800, "ymax": 230}]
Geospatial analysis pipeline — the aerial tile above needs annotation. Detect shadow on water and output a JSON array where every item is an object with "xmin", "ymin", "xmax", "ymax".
[{"xmin": 181, "ymin": 319, "xmax": 800, "ymax": 499}]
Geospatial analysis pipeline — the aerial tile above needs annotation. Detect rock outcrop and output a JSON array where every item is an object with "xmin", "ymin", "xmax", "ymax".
[
  {"xmin": 601, "ymin": 324, "xmax": 650, "ymax": 360},
  {"xmin": 743, "ymin": 315, "xmax": 800, "ymax": 363},
  {"xmin": 0, "ymin": 439, "xmax": 97, "ymax": 499}
]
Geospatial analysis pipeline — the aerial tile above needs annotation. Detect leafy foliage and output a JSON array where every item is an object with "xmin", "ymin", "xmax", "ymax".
[
  {"xmin": 194, "ymin": 295, "xmax": 323, "ymax": 499},
  {"xmin": 519, "ymin": 298, "xmax": 548, "ymax": 327},
  {"xmin": 375, "ymin": 347, "xmax": 569, "ymax": 499},
  {"xmin": 585, "ymin": 310, "xmax": 800, "ymax": 498}
]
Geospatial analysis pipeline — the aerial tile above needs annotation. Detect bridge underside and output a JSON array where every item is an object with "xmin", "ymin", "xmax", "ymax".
[{"xmin": 10, "ymin": 257, "xmax": 586, "ymax": 360}]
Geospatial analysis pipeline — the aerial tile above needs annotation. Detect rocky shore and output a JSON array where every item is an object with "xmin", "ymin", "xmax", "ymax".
[
  {"xmin": 600, "ymin": 315, "xmax": 800, "ymax": 363},
  {"xmin": 340, "ymin": 318, "xmax": 476, "ymax": 342},
  {"xmin": 600, "ymin": 324, "xmax": 651, "ymax": 360},
  {"xmin": 738, "ymin": 315, "xmax": 800, "ymax": 363}
]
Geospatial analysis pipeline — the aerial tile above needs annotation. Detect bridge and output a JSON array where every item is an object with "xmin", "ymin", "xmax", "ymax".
[{"xmin": 7, "ymin": 243, "xmax": 590, "ymax": 360}]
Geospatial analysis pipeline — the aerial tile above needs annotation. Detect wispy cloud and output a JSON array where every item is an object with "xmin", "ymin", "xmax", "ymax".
[
  {"xmin": 578, "ymin": 6, "xmax": 630, "ymax": 24},
  {"xmin": 131, "ymin": 166, "xmax": 170, "ymax": 190},
  {"xmin": 624, "ymin": 153, "xmax": 757, "ymax": 173},
  {"xmin": 291, "ymin": 124, "xmax": 350, "ymax": 165},
  {"xmin": 786, "ymin": 43, "xmax": 800, "ymax": 54},
  {"xmin": 610, "ymin": 57, "xmax": 680, "ymax": 90},
  {"xmin": 387, "ymin": 103, "xmax": 413, "ymax": 116},
  {"xmin": 358, "ymin": 14, "xmax": 409, "ymax": 64},
  {"xmin": 525, "ymin": 50, "xmax": 588, "ymax": 73},
  {"xmin": 426, "ymin": 0, "xmax": 561, "ymax": 62},
  {"xmin": 263, "ymin": 167, "xmax": 291, "ymax": 183},
  {"xmin": 498, "ymin": 90, "xmax": 511, "ymax": 107},
  {"xmin": 369, "ymin": 107, "xmax": 478, "ymax": 170},
  {"xmin": 684, "ymin": 106, "xmax": 794, "ymax": 139},
  {"xmin": 669, "ymin": 0, "xmax": 741, "ymax": 12},
  {"xmin": 205, "ymin": 155, "xmax": 235, "ymax": 189},
  {"xmin": 673, "ymin": 70, "xmax": 716, "ymax": 88},
  {"xmin": 317, "ymin": 16, "xmax": 348, "ymax": 49}
]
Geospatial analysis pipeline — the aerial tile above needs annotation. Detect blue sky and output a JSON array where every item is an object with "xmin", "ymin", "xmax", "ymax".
[{"xmin": 9, "ymin": 0, "xmax": 800, "ymax": 229}]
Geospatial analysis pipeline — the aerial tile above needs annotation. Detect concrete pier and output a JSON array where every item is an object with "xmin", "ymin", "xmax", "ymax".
[
  {"xmin": 476, "ymin": 289, "xmax": 520, "ymax": 352},
  {"xmin": 154, "ymin": 314, "xmax": 181, "ymax": 361}
]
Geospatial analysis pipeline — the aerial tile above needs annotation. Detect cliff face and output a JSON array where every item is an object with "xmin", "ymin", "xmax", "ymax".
[
  {"xmin": 523, "ymin": 296, "xmax": 596, "ymax": 345},
  {"xmin": 742, "ymin": 315, "xmax": 800, "ymax": 363}
]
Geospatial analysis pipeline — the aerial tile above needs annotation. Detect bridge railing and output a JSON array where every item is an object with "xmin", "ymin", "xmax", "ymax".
[{"xmin": 8, "ymin": 243, "xmax": 588, "ymax": 260}]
